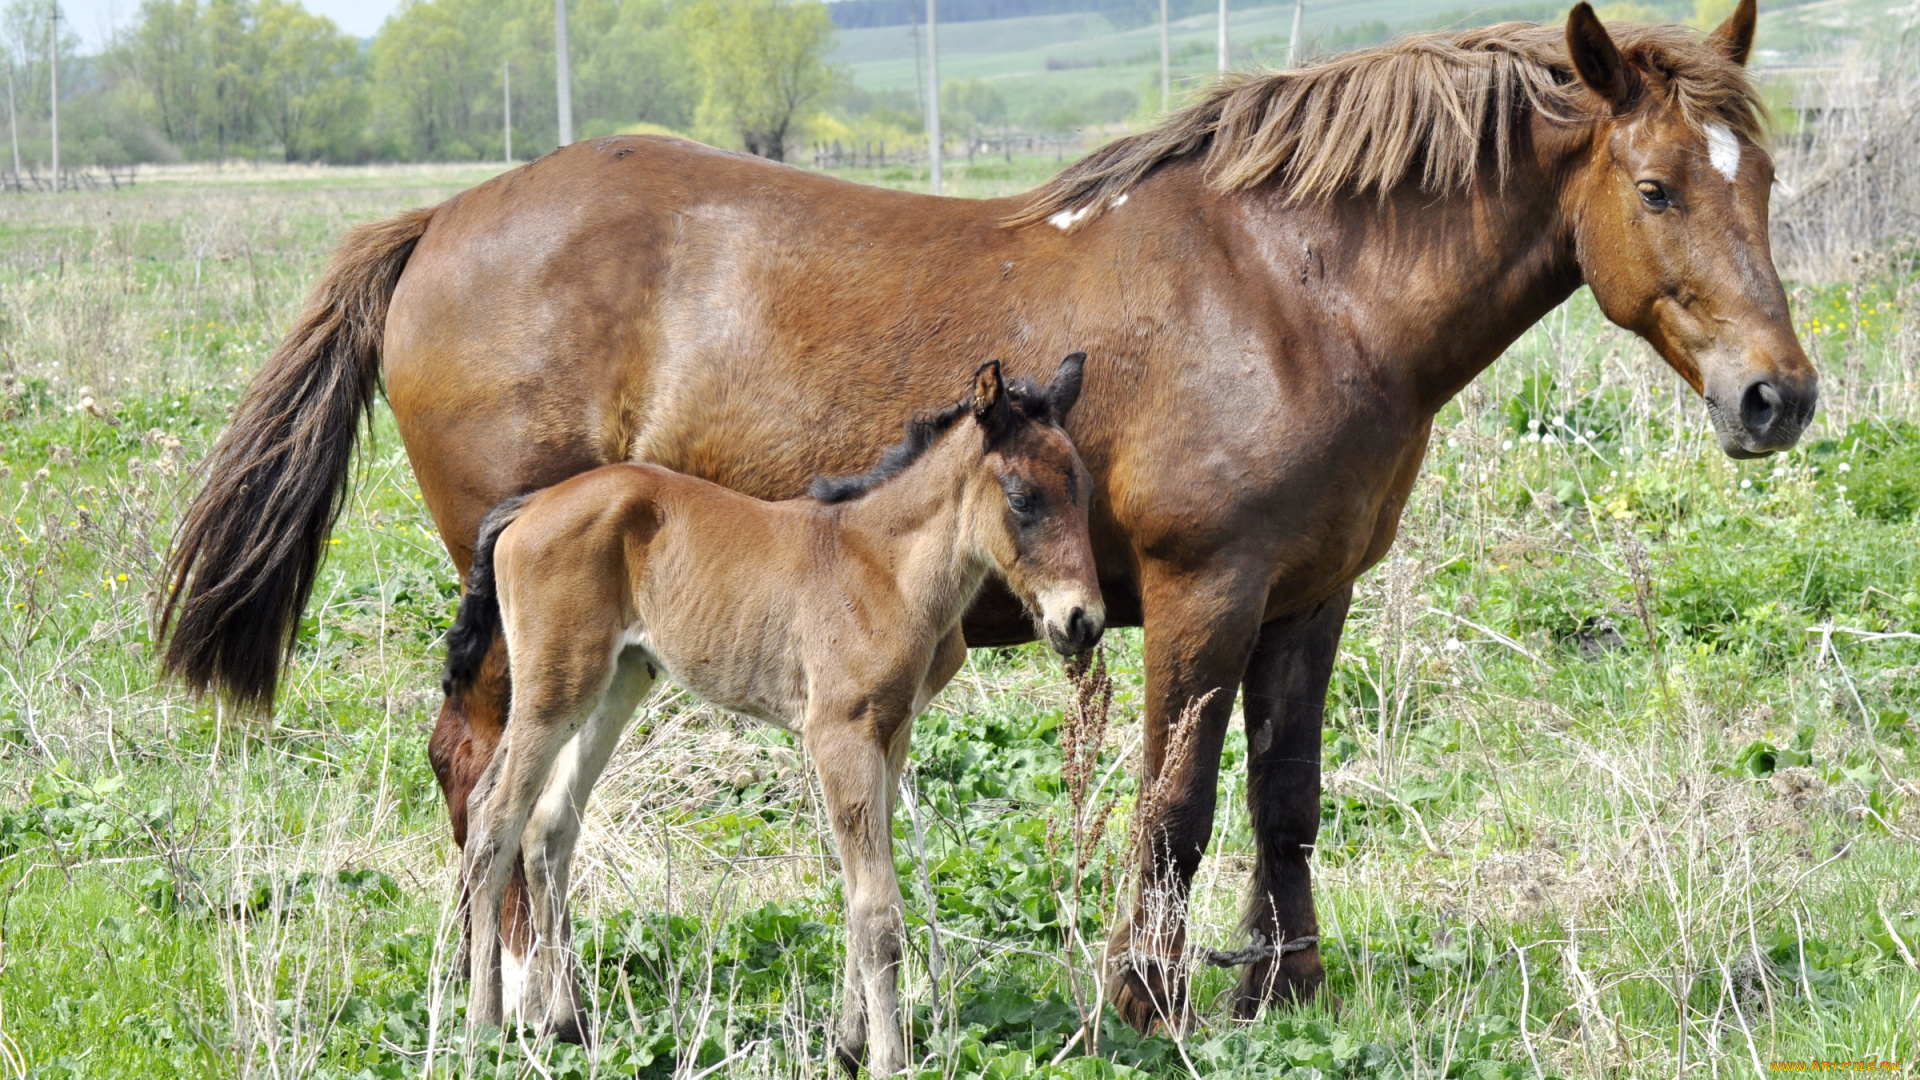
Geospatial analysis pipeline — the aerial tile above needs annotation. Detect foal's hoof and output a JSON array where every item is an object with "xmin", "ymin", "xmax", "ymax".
[
  {"xmin": 1230, "ymin": 944, "xmax": 1341, "ymax": 1021},
  {"xmin": 543, "ymin": 1015, "xmax": 589, "ymax": 1046},
  {"xmin": 1107, "ymin": 958, "xmax": 1197, "ymax": 1037},
  {"xmin": 833, "ymin": 1039, "xmax": 863, "ymax": 1077}
]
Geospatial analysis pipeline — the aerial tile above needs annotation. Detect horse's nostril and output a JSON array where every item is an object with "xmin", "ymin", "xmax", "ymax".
[
  {"xmin": 1067, "ymin": 607, "xmax": 1086, "ymax": 637},
  {"xmin": 1741, "ymin": 380, "xmax": 1783, "ymax": 434}
]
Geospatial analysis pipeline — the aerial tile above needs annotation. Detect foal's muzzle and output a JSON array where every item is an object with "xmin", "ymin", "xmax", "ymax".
[{"xmin": 1047, "ymin": 603, "xmax": 1106, "ymax": 656}]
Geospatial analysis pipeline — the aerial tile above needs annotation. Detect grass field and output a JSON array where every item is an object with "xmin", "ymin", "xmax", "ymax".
[{"xmin": 1, "ymin": 153, "xmax": 1918, "ymax": 1079}]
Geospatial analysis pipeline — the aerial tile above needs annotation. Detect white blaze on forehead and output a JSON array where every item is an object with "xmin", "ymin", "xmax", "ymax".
[{"xmin": 1706, "ymin": 123, "xmax": 1741, "ymax": 182}]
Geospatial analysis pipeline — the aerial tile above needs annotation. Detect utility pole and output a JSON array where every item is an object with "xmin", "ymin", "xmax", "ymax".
[
  {"xmin": 6, "ymin": 63, "xmax": 20, "ymax": 183},
  {"xmin": 1218, "ymin": 0, "xmax": 1228, "ymax": 72},
  {"xmin": 554, "ymin": 0, "xmax": 572, "ymax": 146},
  {"xmin": 1288, "ymin": 0, "xmax": 1305, "ymax": 68},
  {"xmin": 503, "ymin": 62, "xmax": 512, "ymax": 162},
  {"xmin": 1159, "ymin": 0, "xmax": 1169, "ymax": 111},
  {"xmin": 48, "ymin": 4, "xmax": 58, "ymax": 191},
  {"xmin": 926, "ymin": 0, "xmax": 940, "ymax": 194}
]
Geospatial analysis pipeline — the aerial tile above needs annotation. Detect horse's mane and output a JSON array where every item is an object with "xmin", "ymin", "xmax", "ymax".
[
  {"xmin": 1008, "ymin": 20, "xmax": 1766, "ymax": 226},
  {"xmin": 810, "ymin": 400, "xmax": 973, "ymax": 504}
]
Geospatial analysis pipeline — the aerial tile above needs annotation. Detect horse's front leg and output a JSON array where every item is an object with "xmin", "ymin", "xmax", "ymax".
[
  {"xmin": 1106, "ymin": 560, "xmax": 1268, "ymax": 1035},
  {"xmin": 809, "ymin": 706, "xmax": 909, "ymax": 1076},
  {"xmin": 1234, "ymin": 588, "xmax": 1349, "ymax": 1018},
  {"xmin": 429, "ymin": 633, "xmax": 535, "ymax": 985}
]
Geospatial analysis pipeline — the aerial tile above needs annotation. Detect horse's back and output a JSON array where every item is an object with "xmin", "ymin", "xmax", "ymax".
[{"xmin": 382, "ymin": 138, "xmax": 1035, "ymax": 561}]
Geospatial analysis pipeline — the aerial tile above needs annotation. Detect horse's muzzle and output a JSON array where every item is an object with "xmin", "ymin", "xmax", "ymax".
[{"xmin": 1711, "ymin": 372, "xmax": 1818, "ymax": 459}]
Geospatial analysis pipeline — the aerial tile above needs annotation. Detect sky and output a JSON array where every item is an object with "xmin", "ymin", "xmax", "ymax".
[{"xmin": 55, "ymin": 0, "xmax": 403, "ymax": 53}]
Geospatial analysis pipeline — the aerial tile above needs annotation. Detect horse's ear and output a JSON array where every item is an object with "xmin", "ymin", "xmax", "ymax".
[
  {"xmin": 1708, "ymin": 0, "xmax": 1756, "ymax": 68},
  {"xmin": 972, "ymin": 360, "xmax": 1011, "ymax": 439},
  {"xmin": 1567, "ymin": 3, "xmax": 1636, "ymax": 109},
  {"xmin": 1047, "ymin": 352, "xmax": 1087, "ymax": 421}
]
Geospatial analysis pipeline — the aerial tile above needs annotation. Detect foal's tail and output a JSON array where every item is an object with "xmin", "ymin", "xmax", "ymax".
[
  {"xmin": 158, "ymin": 207, "xmax": 436, "ymax": 710},
  {"xmin": 442, "ymin": 495, "xmax": 535, "ymax": 699}
]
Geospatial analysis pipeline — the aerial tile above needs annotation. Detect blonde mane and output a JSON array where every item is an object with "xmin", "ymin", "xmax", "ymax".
[{"xmin": 1009, "ymin": 20, "xmax": 1767, "ymax": 226}]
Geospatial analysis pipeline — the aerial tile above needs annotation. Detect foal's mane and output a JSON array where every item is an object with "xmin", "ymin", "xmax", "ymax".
[
  {"xmin": 809, "ymin": 377, "xmax": 1058, "ymax": 504},
  {"xmin": 1009, "ymin": 20, "xmax": 1765, "ymax": 226}
]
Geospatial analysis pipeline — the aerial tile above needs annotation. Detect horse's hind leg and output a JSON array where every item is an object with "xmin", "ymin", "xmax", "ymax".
[
  {"xmin": 465, "ymin": 658, "xmax": 611, "ymax": 1028},
  {"xmin": 810, "ymin": 709, "xmax": 907, "ymax": 1076},
  {"xmin": 519, "ymin": 649, "xmax": 657, "ymax": 1043}
]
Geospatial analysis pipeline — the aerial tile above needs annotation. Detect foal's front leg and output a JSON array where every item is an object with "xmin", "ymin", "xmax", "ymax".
[
  {"xmin": 466, "ymin": 691, "xmax": 602, "ymax": 1029},
  {"xmin": 518, "ymin": 650, "xmax": 658, "ymax": 1042},
  {"xmin": 809, "ymin": 707, "xmax": 908, "ymax": 1076}
]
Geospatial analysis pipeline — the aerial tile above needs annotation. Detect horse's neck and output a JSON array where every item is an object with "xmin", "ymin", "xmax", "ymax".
[
  {"xmin": 1230, "ymin": 159, "xmax": 1583, "ymax": 411},
  {"xmin": 835, "ymin": 437, "xmax": 990, "ymax": 632}
]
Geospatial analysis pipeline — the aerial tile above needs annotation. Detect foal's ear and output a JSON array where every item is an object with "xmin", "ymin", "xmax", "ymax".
[
  {"xmin": 972, "ymin": 360, "xmax": 1012, "ymax": 438},
  {"xmin": 1708, "ymin": 0, "xmax": 1757, "ymax": 68},
  {"xmin": 1566, "ymin": 3, "xmax": 1636, "ymax": 109},
  {"xmin": 1047, "ymin": 352, "xmax": 1087, "ymax": 422}
]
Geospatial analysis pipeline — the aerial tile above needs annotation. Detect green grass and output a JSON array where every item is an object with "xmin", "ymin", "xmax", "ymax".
[{"xmin": 1, "ymin": 164, "xmax": 1918, "ymax": 1077}]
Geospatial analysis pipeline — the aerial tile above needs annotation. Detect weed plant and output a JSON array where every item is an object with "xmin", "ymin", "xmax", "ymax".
[{"xmin": 0, "ymin": 161, "xmax": 1916, "ymax": 1077}]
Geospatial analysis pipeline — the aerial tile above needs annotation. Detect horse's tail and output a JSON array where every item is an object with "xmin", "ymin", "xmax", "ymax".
[
  {"xmin": 158, "ymin": 206, "xmax": 437, "ymax": 710},
  {"xmin": 442, "ymin": 494, "xmax": 535, "ymax": 699}
]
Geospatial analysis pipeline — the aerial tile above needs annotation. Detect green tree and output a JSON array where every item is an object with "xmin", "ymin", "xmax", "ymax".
[
  {"xmin": 369, "ymin": 0, "xmax": 480, "ymax": 159},
  {"xmin": 122, "ymin": 0, "xmax": 209, "ymax": 150},
  {"xmin": 254, "ymin": 0, "xmax": 362, "ymax": 160},
  {"xmin": 202, "ymin": 0, "xmax": 265, "ymax": 157},
  {"xmin": 680, "ymin": 0, "xmax": 838, "ymax": 162},
  {"xmin": 574, "ymin": 0, "xmax": 695, "ymax": 138}
]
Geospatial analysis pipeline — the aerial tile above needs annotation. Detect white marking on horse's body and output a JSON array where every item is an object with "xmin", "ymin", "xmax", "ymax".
[
  {"xmin": 1706, "ymin": 123, "xmax": 1741, "ymax": 182},
  {"xmin": 1049, "ymin": 205, "xmax": 1094, "ymax": 230}
]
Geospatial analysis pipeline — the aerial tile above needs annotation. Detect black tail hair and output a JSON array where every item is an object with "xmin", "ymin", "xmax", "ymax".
[
  {"xmin": 442, "ymin": 494, "xmax": 534, "ymax": 697},
  {"xmin": 158, "ymin": 207, "xmax": 435, "ymax": 711}
]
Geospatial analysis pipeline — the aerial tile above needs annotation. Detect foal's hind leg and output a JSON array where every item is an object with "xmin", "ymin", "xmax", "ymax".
[
  {"xmin": 811, "ymin": 708, "xmax": 908, "ymax": 1076},
  {"xmin": 519, "ymin": 650, "xmax": 657, "ymax": 1043}
]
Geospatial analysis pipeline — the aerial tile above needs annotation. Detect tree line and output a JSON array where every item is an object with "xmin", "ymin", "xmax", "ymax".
[{"xmin": 0, "ymin": 0, "xmax": 843, "ymax": 170}]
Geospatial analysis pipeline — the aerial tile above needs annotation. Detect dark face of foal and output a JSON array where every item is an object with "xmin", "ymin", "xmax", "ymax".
[{"xmin": 972, "ymin": 355, "xmax": 1104, "ymax": 656}]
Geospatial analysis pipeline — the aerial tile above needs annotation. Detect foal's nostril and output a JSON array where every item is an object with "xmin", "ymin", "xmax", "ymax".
[
  {"xmin": 1067, "ymin": 607, "xmax": 1087, "ymax": 642},
  {"xmin": 1741, "ymin": 380, "xmax": 1783, "ymax": 435}
]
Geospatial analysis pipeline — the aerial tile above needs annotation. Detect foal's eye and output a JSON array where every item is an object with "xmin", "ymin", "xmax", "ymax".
[
  {"xmin": 1006, "ymin": 491, "xmax": 1034, "ymax": 514},
  {"xmin": 1637, "ymin": 180, "xmax": 1673, "ymax": 210}
]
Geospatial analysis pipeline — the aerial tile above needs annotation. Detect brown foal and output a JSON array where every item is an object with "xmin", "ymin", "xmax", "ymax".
[
  {"xmin": 445, "ymin": 357, "xmax": 1101, "ymax": 1070},
  {"xmin": 162, "ymin": 1, "xmax": 1816, "ymax": 1035}
]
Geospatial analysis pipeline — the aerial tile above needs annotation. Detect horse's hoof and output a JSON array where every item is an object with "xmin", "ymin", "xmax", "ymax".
[
  {"xmin": 1231, "ymin": 946, "xmax": 1340, "ymax": 1021},
  {"xmin": 833, "ymin": 1039, "xmax": 864, "ymax": 1077},
  {"xmin": 1107, "ymin": 959, "xmax": 1195, "ymax": 1036}
]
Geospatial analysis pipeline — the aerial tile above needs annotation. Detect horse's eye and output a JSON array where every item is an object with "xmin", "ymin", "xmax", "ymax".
[
  {"xmin": 1007, "ymin": 491, "xmax": 1034, "ymax": 514},
  {"xmin": 1637, "ymin": 180, "xmax": 1672, "ymax": 209}
]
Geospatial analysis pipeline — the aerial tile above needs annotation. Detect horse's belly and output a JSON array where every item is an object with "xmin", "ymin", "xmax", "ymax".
[{"xmin": 631, "ymin": 626, "xmax": 807, "ymax": 733}]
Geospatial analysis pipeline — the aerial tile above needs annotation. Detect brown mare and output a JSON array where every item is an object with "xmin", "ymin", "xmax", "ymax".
[
  {"xmin": 159, "ymin": 0, "xmax": 1815, "ymax": 1040},
  {"xmin": 445, "ymin": 358, "xmax": 1098, "ymax": 1068}
]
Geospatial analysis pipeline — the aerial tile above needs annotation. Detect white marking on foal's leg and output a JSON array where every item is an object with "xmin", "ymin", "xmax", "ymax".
[
  {"xmin": 501, "ymin": 946, "xmax": 528, "ymax": 1017},
  {"xmin": 1706, "ymin": 123, "xmax": 1741, "ymax": 182}
]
